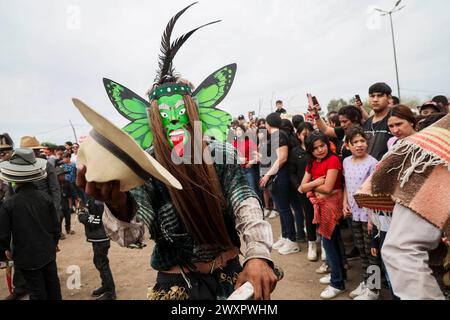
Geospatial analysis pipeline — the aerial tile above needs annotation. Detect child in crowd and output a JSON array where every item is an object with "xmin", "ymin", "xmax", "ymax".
[
  {"xmin": 342, "ymin": 127, "xmax": 380, "ymax": 300},
  {"xmin": 300, "ymin": 133, "xmax": 345, "ymax": 299},
  {"xmin": 62, "ymin": 152, "xmax": 79, "ymax": 210},
  {"xmin": 55, "ymin": 166, "xmax": 74, "ymax": 238},
  {"xmin": 78, "ymin": 197, "xmax": 116, "ymax": 300}
]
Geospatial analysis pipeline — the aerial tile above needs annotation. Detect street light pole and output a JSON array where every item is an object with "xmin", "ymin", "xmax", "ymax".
[
  {"xmin": 375, "ymin": 1, "xmax": 405, "ymax": 101},
  {"xmin": 389, "ymin": 12, "xmax": 401, "ymax": 101}
]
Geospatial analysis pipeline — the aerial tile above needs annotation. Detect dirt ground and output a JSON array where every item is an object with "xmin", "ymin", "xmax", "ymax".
[{"xmin": 1, "ymin": 213, "xmax": 388, "ymax": 300}]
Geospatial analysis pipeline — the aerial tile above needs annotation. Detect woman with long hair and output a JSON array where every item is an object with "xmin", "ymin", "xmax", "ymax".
[
  {"xmin": 260, "ymin": 113, "xmax": 299, "ymax": 255},
  {"xmin": 386, "ymin": 104, "xmax": 417, "ymax": 149},
  {"xmin": 289, "ymin": 122, "xmax": 318, "ymax": 260}
]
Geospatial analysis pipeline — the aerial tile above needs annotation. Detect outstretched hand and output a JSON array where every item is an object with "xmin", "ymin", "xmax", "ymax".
[
  {"xmin": 235, "ymin": 259, "xmax": 277, "ymax": 300},
  {"xmin": 76, "ymin": 165, "xmax": 130, "ymax": 221}
]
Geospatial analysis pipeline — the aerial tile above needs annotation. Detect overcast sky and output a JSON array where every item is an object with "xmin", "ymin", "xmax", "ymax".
[{"xmin": 1, "ymin": 0, "xmax": 449, "ymax": 145}]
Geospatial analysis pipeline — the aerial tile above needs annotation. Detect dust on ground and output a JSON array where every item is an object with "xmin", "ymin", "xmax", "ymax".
[{"xmin": 1, "ymin": 214, "xmax": 388, "ymax": 300}]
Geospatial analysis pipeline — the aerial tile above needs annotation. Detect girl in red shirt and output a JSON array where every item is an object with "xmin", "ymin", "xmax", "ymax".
[
  {"xmin": 232, "ymin": 125, "xmax": 259, "ymax": 194},
  {"xmin": 299, "ymin": 133, "xmax": 346, "ymax": 299}
]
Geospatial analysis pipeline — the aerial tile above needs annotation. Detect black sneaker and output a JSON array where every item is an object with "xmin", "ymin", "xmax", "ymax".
[
  {"xmin": 96, "ymin": 291, "xmax": 116, "ymax": 300},
  {"xmin": 91, "ymin": 287, "xmax": 106, "ymax": 297}
]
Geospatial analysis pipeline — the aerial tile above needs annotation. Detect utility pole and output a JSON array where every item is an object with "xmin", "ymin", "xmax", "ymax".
[
  {"xmin": 69, "ymin": 120, "xmax": 78, "ymax": 143},
  {"xmin": 375, "ymin": 0, "xmax": 405, "ymax": 101}
]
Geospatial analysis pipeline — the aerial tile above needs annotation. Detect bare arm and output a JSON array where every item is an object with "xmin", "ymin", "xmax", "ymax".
[
  {"xmin": 356, "ymin": 100, "xmax": 369, "ymax": 124},
  {"xmin": 311, "ymin": 105, "xmax": 337, "ymax": 138},
  {"xmin": 265, "ymin": 145, "xmax": 288, "ymax": 177},
  {"xmin": 314, "ymin": 169, "xmax": 339, "ymax": 194},
  {"xmin": 299, "ymin": 171, "xmax": 324, "ymax": 193},
  {"xmin": 342, "ymin": 184, "xmax": 352, "ymax": 217},
  {"xmin": 316, "ymin": 117, "xmax": 338, "ymax": 138}
]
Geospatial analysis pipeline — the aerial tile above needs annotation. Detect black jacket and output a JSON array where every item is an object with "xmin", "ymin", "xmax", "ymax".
[
  {"xmin": 34, "ymin": 162, "xmax": 62, "ymax": 218},
  {"xmin": 0, "ymin": 183, "xmax": 60, "ymax": 269},
  {"xmin": 78, "ymin": 198, "xmax": 109, "ymax": 242},
  {"xmin": 288, "ymin": 145, "xmax": 311, "ymax": 189}
]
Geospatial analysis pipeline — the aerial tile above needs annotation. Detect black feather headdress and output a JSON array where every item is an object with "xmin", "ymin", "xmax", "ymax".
[{"xmin": 153, "ymin": 2, "xmax": 220, "ymax": 87}]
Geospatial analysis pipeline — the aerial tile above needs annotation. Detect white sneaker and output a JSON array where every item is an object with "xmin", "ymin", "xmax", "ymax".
[
  {"xmin": 307, "ymin": 241, "xmax": 318, "ymax": 261},
  {"xmin": 353, "ymin": 287, "xmax": 379, "ymax": 300},
  {"xmin": 321, "ymin": 243, "xmax": 327, "ymax": 261},
  {"xmin": 349, "ymin": 281, "xmax": 366, "ymax": 299},
  {"xmin": 272, "ymin": 237, "xmax": 287, "ymax": 250},
  {"xmin": 320, "ymin": 285, "xmax": 345, "ymax": 299},
  {"xmin": 319, "ymin": 274, "xmax": 331, "ymax": 285},
  {"xmin": 268, "ymin": 210, "xmax": 279, "ymax": 219},
  {"xmin": 315, "ymin": 262, "xmax": 331, "ymax": 274},
  {"xmin": 278, "ymin": 239, "xmax": 300, "ymax": 255}
]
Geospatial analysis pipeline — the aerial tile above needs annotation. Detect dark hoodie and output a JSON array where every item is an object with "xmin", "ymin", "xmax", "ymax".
[{"xmin": 78, "ymin": 197, "xmax": 109, "ymax": 242}]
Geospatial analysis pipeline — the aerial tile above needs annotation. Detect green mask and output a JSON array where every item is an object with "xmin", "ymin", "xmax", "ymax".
[{"xmin": 157, "ymin": 94, "xmax": 189, "ymax": 156}]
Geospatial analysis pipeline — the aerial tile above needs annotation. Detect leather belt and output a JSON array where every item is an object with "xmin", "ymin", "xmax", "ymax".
[{"xmin": 162, "ymin": 248, "xmax": 239, "ymax": 274}]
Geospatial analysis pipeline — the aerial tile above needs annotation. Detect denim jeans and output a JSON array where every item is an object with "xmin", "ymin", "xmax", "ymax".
[
  {"xmin": 291, "ymin": 191, "xmax": 317, "ymax": 241},
  {"xmin": 244, "ymin": 165, "xmax": 260, "ymax": 198},
  {"xmin": 289, "ymin": 190, "xmax": 305, "ymax": 239},
  {"xmin": 322, "ymin": 226, "xmax": 346, "ymax": 290},
  {"xmin": 93, "ymin": 241, "xmax": 115, "ymax": 293},
  {"xmin": 269, "ymin": 168, "xmax": 296, "ymax": 242}
]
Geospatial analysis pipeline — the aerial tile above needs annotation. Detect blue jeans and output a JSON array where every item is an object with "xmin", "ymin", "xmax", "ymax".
[
  {"xmin": 269, "ymin": 168, "xmax": 296, "ymax": 242},
  {"xmin": 289, "ymin": 190, "xmax": 306, "ymax": 239},
  {"xmin": 380, "ymin": 231, "xmax": 400, "ymax": 300},
  {"xmin": 322, "ymin": 226, "xmax": 346, "ymax": 290},
  {"xmin": 244, "ymin": 166, "xmax": 260, "ymax": 197}
]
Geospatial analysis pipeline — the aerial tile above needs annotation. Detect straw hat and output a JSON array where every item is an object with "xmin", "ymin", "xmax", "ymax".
[
  {"xmin": 72, "ymin": 98, "xmax": 182, "ymax": 192},
  {"xmin": 0, "ymin": 148, "xmax": 47, "ymax": 182},
  {"xmin": 20, "ymin": 136, "xmax": 44, "ymax": 149}
]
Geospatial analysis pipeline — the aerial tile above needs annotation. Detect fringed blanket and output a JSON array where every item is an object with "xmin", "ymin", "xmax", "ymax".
[{"xmin": 354, "ymin": 114, "xmax": 450, "ymax": 235}]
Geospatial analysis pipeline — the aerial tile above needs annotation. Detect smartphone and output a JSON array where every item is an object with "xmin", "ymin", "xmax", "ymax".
[
  {"xmin": 355, "ymin": 94, "xmax": 362, "ymax": 105},
  {"xmin": 312, "ymin": 96, "xmax": 319, "ymax": 106},
  {"xmin": 307, "ymin": 93, "xmax": 313, "ymax": 111}
]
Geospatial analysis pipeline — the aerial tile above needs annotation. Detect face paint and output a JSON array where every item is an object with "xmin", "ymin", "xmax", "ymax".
[{"xmin": 157, "ymin": 94, "xmax": 189, "ymax": 157}]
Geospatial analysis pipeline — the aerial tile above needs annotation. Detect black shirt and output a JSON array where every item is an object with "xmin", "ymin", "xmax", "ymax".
[
  {"xmin": 0, "ymin": 184, "xmax": 60, "ymax": 270},
  {"xmin": 288, "ymin": 145, "xmax": 311, "ymax": 189},
  {"xmin": 334, "ymin": 126, "xmax": 352, "ymax": 160},
  {"xmin": 363, "ymin": 115, "xmax": 392, "ymax": 161},
  {"xmin": 260, "ymin": 129, "xmax": 289, "ymax": 175},
  {"xmin": 275, "ymin": 108, "xmax": 287, "ymax": 114}
]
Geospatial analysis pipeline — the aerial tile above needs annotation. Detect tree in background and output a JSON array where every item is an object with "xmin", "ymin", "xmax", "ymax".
[
  {"xmin": 326, "ymin": 98, "xmax": 348, "ymax": 113},
  {"xmin": 41, "ymin": 142, "xmax": 57, "ymax": 149}
]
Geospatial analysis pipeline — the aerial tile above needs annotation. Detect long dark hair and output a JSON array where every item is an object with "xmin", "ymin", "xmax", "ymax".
[
  {"xmin": 149, "ymin": 95, "xmax": 233, "ymax": 249},
  {"xmin": 338, "ymin": 105, "xmax": 362, "ymax": 125},
  {"xmin": 305, "ymin": 132, "xmax": 332, "ymax": 171},
  {"xmin": 387, "ymin": 104, "xmax": 417, "ymax": 127}
]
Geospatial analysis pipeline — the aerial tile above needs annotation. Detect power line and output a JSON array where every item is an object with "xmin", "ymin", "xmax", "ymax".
[{"xmin": 34, "ymin": 125, "xmax": 72, "ymax": 136}]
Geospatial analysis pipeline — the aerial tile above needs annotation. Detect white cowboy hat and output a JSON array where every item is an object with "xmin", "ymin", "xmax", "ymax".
[
  {"xmin": 72, "ymin": 98, "xmax": 182, "ymax": 192},
  {"xmin": 0, "ymin": 148, "xmax": 47, "ymax": 183}
]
